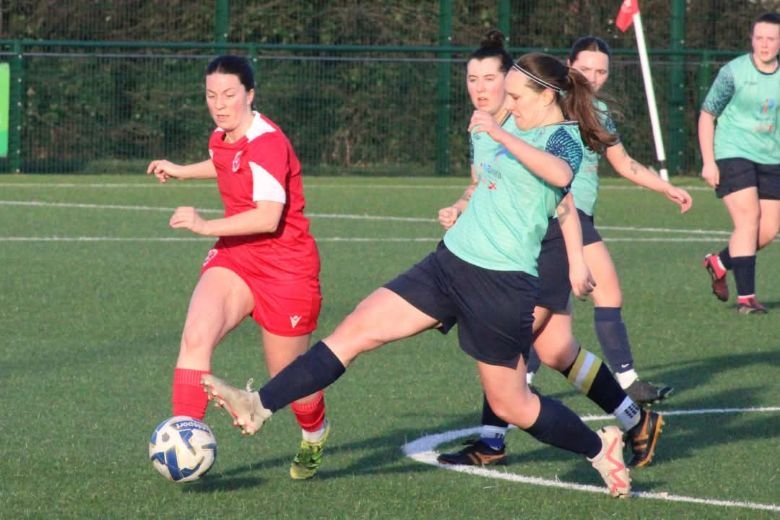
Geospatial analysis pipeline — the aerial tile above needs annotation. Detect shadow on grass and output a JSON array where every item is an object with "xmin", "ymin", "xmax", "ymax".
[
  {"xmin": 644, "ymin": 349, "xmax": 780, "ymax": 395},
  {"xmin": 182, "ymin": 474, "xmax": 267, "ymax": 493},
  {"xmin": 183, "ymin": 349, "xmax": 779, "ymax": 493}
]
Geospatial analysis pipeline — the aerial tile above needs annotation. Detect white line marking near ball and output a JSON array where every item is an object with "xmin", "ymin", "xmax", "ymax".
[{"xmin": 402, "ymin": 407, "xmax": 780, "ymax": 512}]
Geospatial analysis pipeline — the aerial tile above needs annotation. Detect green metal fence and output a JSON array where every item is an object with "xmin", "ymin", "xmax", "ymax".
[{"xmin": 0, "ymin": 0, "xmax": 776, "ymax": 176}]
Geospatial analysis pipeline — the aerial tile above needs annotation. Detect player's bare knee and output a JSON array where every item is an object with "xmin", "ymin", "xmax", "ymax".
[{"xmin": 179, "ymin": 325, "xmax": 217, "ymax": 357}]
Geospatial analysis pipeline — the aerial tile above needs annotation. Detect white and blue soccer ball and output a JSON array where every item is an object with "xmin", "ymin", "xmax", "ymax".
[{"xmin": 149, "ymin": 416, "xmax": 217, "ymax": 482}]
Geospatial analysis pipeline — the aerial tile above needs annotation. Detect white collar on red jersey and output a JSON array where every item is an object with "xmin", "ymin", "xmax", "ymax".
[{"xmin": 245, "ymin": 112, "xmax": 276, "ymax": 142}]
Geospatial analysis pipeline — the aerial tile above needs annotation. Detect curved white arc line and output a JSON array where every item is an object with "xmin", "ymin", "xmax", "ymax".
[{"xmin": 401, "ymin": 407, "xmax": 780, "ymax": 512}]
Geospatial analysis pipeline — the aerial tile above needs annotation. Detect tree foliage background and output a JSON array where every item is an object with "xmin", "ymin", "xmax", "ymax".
[{"xmin": 0, "ymin": 0, "xmax": 777, "ymax": 174}]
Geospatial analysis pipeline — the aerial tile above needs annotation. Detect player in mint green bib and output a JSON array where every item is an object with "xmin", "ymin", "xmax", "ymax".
[
  {"xmin": 439, "ymin": 35, "xmax": 691, "ymax": 471},
  {"xmin": 700, "ymin": 12, "xmax": 780, "ymax": 315},
  {"xmin": 534, "ymin": 36, "xmax": 692, "ymax": 403}
]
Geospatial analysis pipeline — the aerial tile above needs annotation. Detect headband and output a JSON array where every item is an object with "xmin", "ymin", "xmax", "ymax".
[{"xmin": 512, "ymin": 63, "xmax": 563, "ymax": 94}]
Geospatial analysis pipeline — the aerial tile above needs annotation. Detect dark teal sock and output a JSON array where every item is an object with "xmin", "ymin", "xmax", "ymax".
[
  {"xmin": 593, "ymin": 307, "xmax": 634, "ymax": 373},
  {"xmin": 731, "ymin": 255, "xmax": 756, "ymax": 297},
  {"xmin": 524, "ymin": 395, "xmax": 601, "ymax": 458},
  {"xmin": 259, "ymin": 341, "xmax": 345, "ymax": 412},
  {"xmin": 718, "ymin": 247, "xmax": 733, "ymax": 270}
]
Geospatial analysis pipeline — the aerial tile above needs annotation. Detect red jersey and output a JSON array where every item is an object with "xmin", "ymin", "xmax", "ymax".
[{"xmin": 208, "ymin": 112, "xmax": 320, "ymax": 281}]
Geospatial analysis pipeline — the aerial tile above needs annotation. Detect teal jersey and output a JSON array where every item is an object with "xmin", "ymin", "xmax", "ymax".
[
  {"xmin": 444, "ymin": 121, "xmax": 583, "ymax": 275},
  {"xmin": 702, "ymin": 53, "xmax": 780, "ymax": 164},
  {"xmin": 569, "ymin": 99, "xmax": 619, "ymax": 216}
]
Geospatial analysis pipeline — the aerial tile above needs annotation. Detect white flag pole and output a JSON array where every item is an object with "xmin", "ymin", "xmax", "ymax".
[{"xmin": 631, "ymin": 13, "xmax": 669, "ymax": 181}]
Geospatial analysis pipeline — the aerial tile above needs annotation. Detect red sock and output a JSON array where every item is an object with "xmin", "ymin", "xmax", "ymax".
[
  {"xmin": 290, "ymin": 391, "xmax": 326, "ymax": 432},
  {"xmin": 171, "ymin": 368, "xmax": 210, "ymax": 419}
]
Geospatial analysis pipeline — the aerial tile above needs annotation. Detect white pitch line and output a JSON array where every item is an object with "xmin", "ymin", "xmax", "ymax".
[
  {"xmin": 599, "ymin": 225, "xmax": 731, "ymax": 236},
  {"xmin": 0, "ymin": 200, "xmax": 736, "ymax": 235},
  {"xmin": 604, "ymin": 237, "xmax": 729, "ymax": 243},
  {"xmin": 402, "ymin": 406, "xmax": 780, "ymax": 512},
  {"xmin": 0, "ymin": 181, "xmax": 711, "ymax": 191},
  {"xmin": 0, "ymin": 236, "xmax": 736, "ymax": 244},
  {"xmin": 0, "ymin": 200, "xmax": 204, "ymax": 213},
  {"xmin": 5, "ymin": 199, "xmax": 764, "ymax": 242},
  {"xmin": 0, "ymin": 201, "xmax": 437, "ymax": 222},
  {"xmin": 0, "ymin": 182, "xmax": 214, "ymax": 189},
  {"xmin": 0, "ymin": 236, "xmax": 441, "ymax": 243}
]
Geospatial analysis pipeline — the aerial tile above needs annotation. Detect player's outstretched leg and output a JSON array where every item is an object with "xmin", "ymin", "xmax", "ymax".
[
  {"xmin": 703, "ymin": 253, "xmax": 729, "ymax": 302},
  {"xmin": 290, "ymin": 419, "xmax": 331, "ymax": 480},
  {"xmin": 201, "ymin": 374, "xmax": 272, "ymax": 435},
  {"xmin": 518, "ymin": 393, "xmax": 630, "ymax": 497},
  {"xmin": 588, "ymin": 426, "xmax": 631, "ymax": 498},
  {"xmin": 626, "ymin": 409, "xmax": 664, "ymax": 468}
]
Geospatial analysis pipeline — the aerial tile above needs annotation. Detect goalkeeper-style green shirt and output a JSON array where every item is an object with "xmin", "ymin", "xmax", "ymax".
[
  {"xmin": 702, "ymin": 53, "xmax": 780, "ymax": 165},
  {"xmin": 568, "ymin": 99, "xmax": 619, "ymax": 216},
  {"xmin": 444, "ymin": 120, "xmax": 582, "ymax": 276}
]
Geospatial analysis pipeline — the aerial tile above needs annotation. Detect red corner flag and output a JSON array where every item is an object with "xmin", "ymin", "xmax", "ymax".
[{"xmin": 616, "ymin": 0, "xmax": 640, "ymax": 32}]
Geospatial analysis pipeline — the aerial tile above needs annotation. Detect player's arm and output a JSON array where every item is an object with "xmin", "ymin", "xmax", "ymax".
[
  {"xmin": 170, "ymin": 147, "xmax": 290, "ymax": 236},
  {"xmin": 438, "ymin": 165, "xmax": 478, "ymax": 229},
  {"xmin": 698, "ymin": 111, "xmax": 719, "ymax": 188},
  {"xmin": 697, "ymin": 64, "xmax": 733, "ymax": 190},
  {"xmin": 604, "ymin": 144, "xmax": 693, "ymax": 213},
  {"xmin": 169, "ymin": 201, "xmax": 284, "ymax": 236},
  {"xmin": 556, "ymin": 193, "xmax": 595, "ymax": 299},
  {"xmin": 469, "ymin": 110, "xmax": 572, "ymax": 187},
  {"xmin": 146, "ymin": 159, "xmax": 217, "ymax": 183}
]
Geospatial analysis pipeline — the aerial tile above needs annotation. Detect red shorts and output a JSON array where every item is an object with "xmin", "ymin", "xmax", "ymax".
[{"xmin": 201, "ymin": 247, "xmax": 322, "ymax": 336}]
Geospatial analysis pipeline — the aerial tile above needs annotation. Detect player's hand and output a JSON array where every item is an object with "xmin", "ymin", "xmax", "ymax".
[
  {"xmin": 147, "ymin": 159, "xmax": 181, "ymax": 184},
  {"xmin": 468, "ymin": 110, "xmax": 500, "ymax": 138},
  {"xmin": 169, "ymin": 206, "xmax": 207, "ymax": 235},
  {"xmin": 664, "ymin": 185, "xmax": 693, "ymax": 214},
  {"xmin": 438, "ymin": 206, "xmax": 460, "ymax": 229},
  {"xmin": 701, "ymin": 162, "xmax": 719, "ymax": 189},
  {"xmin": 569, "ymin": 261, "xmax": 596, "ymax": 300}
]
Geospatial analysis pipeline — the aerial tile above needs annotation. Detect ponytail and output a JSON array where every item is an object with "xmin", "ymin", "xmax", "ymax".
[
  {"xmin": 513, "ymin": 52, "xmax": 617, "ymax": 152},
  {"xmin": 561, "ymin": 68, "xmax": 618, "ymax": 153}
]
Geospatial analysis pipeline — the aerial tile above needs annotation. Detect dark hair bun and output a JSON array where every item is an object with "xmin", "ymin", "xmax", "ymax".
[{"xmin": 480, "ymin": 30, "xmax": 506, "ymax": 50}]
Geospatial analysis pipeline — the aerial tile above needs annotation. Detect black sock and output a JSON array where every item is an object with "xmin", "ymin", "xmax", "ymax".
[
  {"xmin": 481, "ymin": 394, "xmax": 509, "ymax": 429},
  {"xmin": 593, "ymin": 307, "xmax": 634, "ymax": 373},
  {"xmin": 718, "ymin": 247, "xmax": 733, "ymax": 270},
  {"xmin": 524, "ymin": 395, "xmax": 601, "ymax": 458},
  {"xmin": 259, "ymin": 341, "xmax": 345, "ymax": 412},
  {"xmin": 560, "ymin": 348, "xmax": 625, "ymax": 413},
  {"xmin": 731, "ymin": 255, "xmax": 757, "ymax": 297}
]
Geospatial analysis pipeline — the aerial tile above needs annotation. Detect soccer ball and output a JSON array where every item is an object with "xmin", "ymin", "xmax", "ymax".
[{"xmin": 149, "ymin": 416, "xmax": 217, "ymax": 482}]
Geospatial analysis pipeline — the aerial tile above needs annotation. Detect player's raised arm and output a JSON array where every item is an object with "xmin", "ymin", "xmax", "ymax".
[
  {"xmin": 470, "ymin": 109, "xmax": 572, "ymax": 187},
  {"xmin": 604, "ymin": 144, "xmax": 692, "ymax": 213}
]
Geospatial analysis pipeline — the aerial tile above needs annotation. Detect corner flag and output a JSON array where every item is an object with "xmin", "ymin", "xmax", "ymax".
[
  {"xmin": 614, "ymin": 0, "xmax": 669, "ymax": 180},
  {"xmin": 616, "ymin": 0, "xmax": 640, "ymax": 32}
]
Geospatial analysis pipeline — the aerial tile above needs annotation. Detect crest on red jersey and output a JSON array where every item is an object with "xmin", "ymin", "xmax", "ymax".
[{"xmin": 232, "ymin": 151, "xmax": 242, "ymax": 172}]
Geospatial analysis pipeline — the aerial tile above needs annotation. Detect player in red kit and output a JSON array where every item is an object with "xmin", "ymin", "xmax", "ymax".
[{"xmin": 147, "ymin": 55, "xmax": 329, "ymax": 480}]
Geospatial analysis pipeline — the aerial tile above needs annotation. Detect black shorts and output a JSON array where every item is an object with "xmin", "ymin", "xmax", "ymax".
[
  {"xmin": 536, "ymin": 211, "xmax": 602, "ymax": 311},
  {"xmin": 384, "ymin": 242, "xmax": 537, "ymax": 368},
  {"xmin": 715, "ymin": 158, "xmax": 780, "ymax": 200}
]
